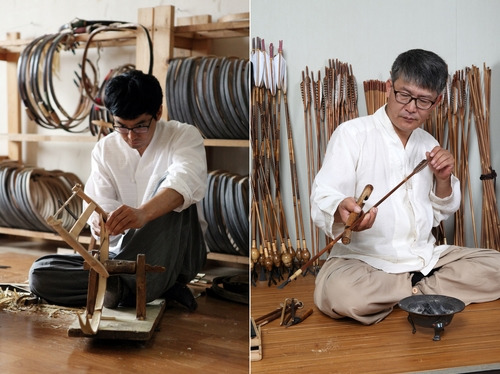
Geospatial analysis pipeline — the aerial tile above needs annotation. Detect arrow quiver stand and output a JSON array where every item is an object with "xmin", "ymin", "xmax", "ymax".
[{"xmin": 47, "ymin": 183, "xmax": 165, "ymax": 337}]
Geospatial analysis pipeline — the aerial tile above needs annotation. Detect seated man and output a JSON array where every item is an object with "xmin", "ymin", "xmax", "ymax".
[
  {"xmin": 29, "ymin": 70, "xmax": 207, "ymax": 311},
  {"xmin": 311, "ymin": 49, "xmax": 500, "ymax": 325}
]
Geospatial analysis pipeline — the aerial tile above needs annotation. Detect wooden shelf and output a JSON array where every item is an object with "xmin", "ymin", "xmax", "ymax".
[
  {"xmin": 174, "ymin": 19, "xmax": 248, "ymax": 50},
  {"xmin": 204, "ymin": 139, "xmax": 249, "ymax": 147},
  {"xmin": 206, "ymin": 252, "xmax": 249, "ymax": 265},
  {"xmin": 0, "ymin": 226, "xmax": 92, "ymax": 244},
  {"xmin": 0, "ymin": 30, "xmax": 137, "ymax": 54},
  {"xmin": 0, "ymin": 133, "xmax": 248, "ymax": 147},
  {"xmin": 0, "ymin": 19, "xmax": 249, "ymax": 54},
  {"xmin": 0, "ymin": 133, "xmax": 97, "ymax": 143},
  {"xmin": 175, "ymin": 19, "xmax": 248, "ymax": 38}
]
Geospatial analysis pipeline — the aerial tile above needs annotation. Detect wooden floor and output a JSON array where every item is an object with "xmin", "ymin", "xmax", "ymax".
[
  {"xmin": 0, "ymin": 237, "xmax": 249, "ymax": 374},
  {"xmin": 251, "ymin": 268, "xmax": 500, "ymax": 374}
]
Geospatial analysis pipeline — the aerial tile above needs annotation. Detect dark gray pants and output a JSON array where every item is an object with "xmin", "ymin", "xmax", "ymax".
[{"xmin": 29, "ymin": 205, "xmax": 206, "ymax": 306}]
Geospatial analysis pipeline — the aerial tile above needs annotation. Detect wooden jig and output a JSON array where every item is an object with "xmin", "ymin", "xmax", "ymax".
[{"xmin": 47, "ymin": 183, "xmax": 165, "ymax": 336}]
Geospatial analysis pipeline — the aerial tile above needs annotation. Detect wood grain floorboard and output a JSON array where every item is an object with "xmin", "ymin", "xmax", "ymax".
[
  {"xmin": 0, "ymin": 238, "xmax": 249, "ymax": 374},
  {"xmin": 251, "ymin": 271, "xmax": 500, "ymax": 373}
]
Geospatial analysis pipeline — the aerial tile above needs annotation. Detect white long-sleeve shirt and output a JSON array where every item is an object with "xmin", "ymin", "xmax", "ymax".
[
  {"xmin": 84, "ymin": 119, "xmax": 207, "ymax": 251},
  {"xmin": 310, "ymin": 105, "xmax": 460, "ymax": 275}
]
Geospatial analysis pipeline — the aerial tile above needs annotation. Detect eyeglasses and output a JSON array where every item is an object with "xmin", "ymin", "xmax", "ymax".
[
  {"xmin": 113, "ymin": 116, "xmax": 154, "ymax": 134},
  {"xmin": 393, "ymin": 88, "xmax": 437, "ymax": 110}
]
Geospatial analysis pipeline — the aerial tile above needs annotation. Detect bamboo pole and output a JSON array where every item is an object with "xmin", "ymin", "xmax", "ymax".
[{"xmin": 467, "ymin": 64, "xmax": 499, "ymax": 250}]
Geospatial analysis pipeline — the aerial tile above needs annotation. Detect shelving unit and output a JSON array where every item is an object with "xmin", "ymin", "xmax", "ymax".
[{"xmin": 0, "ymin": 5, "xmax": 249, "ymax": 264}]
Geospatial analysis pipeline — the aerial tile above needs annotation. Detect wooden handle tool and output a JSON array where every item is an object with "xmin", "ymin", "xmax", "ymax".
[{"xmin": 342, "ymin": 184, "xmax": 373, "ymax": 244}]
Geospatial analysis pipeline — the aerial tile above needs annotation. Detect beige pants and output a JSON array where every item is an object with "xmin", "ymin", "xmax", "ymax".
[{"xmin": 314, "ymin": 246, "xmax": 500, "ymax": 325}]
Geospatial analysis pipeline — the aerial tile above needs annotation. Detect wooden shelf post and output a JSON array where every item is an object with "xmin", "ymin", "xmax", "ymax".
[{"xmin": 6, "ymin": 32, "xmax": 21, "ymax": 162}]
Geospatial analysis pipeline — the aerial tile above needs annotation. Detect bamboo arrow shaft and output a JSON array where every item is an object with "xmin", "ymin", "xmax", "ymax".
[{"xmin": 372, "ymin": 159, "xmax": 428, "ymax": 209}]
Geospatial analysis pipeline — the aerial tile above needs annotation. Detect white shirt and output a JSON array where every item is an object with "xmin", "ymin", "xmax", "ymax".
[
  {"xmin": 85, "ymin": 119, "xmax": 207, "ymax": 251},
  {"xmin": 310, "ymin": 106, "xmax": 460, "ymax": 275}
]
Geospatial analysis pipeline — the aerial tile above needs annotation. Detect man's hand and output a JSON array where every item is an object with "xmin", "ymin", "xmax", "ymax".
[
  {"xmin": 426, "ymin": 146, "xmax": 454, "ymax": 198},
  {"xmin": 90, "ymin": 213, "xmax": 102, "ymax": 236},
  {"xmin": 101, "ymin": 188, "xmax": 183, "ymax": 236},
  {"xmin": 105, "ymin": 205, "xmax": 148, "ymax": 236},
  {"xmin": 426, "ymin": 146, "xmax": 454, "ymax": 181},
  {"xmin": 335, "ymin": 197, "xmax": 377, "ymax": 232}
]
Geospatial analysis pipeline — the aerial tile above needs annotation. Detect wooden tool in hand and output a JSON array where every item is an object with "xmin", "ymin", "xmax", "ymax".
[
  {"xmin": 277, "ymin": 159, "xmax": 429, "ymax": 289},
  {"xmin": 342, "ymin": 184, "xmax": 374, "ymax": 244}
]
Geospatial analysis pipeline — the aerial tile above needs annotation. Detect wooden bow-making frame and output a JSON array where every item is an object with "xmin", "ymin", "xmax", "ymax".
[{"xmin": 47, "ymin": 184, "xmax": 164, "ymax": 335}]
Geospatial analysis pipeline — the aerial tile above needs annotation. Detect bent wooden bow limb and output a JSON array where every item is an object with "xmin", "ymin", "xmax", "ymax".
[
  {"xmin": 47, "ymin": 183, "xmax": 110, "ymax": 334},
  {"xmin": 47, "ymin": 184, "xmax": 109, "ymax": 278},
  {"xmin": 78, "ymin": 211, "xmax": 110, "ymax": 335}
]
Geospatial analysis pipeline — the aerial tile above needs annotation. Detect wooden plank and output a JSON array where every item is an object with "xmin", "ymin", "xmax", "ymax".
[
  {"xmin": 6, "ymin": 32, "xmax": 21, "ymax": 162},
  {"xmin": 68, "ymin": 299, "xmax": 166, "ymax": 340},
  {"xmin": 174, "ymin": 20, "xmax": 249, "ymax": 37},
  {"xmin": 203, "ymin": 139, "xmax": 249, "ymax": 148},
  {"xmin": 251, "ymin": 317, "xmax": 262, "ymax": 361},
  {"xmin": 0, "ymin": 226, "xmax": 92, "ymax": 244},
  {"xmin": 0, "ymin": 134, "xmax": 249, "ymax": 147},
  {"xmin": 0, "ymin": 32, "xmax": 136, "ymax": 53},
  {"xmin": 75, "ymin": 30, "xmax": 136, "ymax": 45},
  {"xmin": 175, "ymin": 15, "xmax": 212, "ymax": 57},
  {"xmin": 151, "ymin": 5, "xmax": 174, "ymax": 121},
  {"xmin": 207, "ymin": 252, "xmax": 249, "ymax": 265},
  {"xmin": 0, "ymin": 133, "xmax": 97, "ymax": 142}
]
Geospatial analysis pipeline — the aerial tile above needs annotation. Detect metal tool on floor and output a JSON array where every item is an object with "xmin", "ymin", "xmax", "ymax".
[
  {"xmin": 280, "ymin": 298, "xmax": 312, "ymax": 327},
  {"xmin": 285, "ymin": 308, "xmax": 313, "ymax": 327},
  {"xmin": 253, "ymin": 298, "xmax": 303, "ymax": 327}
]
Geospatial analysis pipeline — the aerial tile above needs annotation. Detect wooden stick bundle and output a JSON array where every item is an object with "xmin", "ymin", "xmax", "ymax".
[
  {"xmin": 363, "ymin": 80, "xmax": 387, "ymax": 115},
  {"xmin": 252, "ymin": 38, "xmax": 311, "ymax": 285},
  {"xmin": 468, "ymin": 64, "xmax": 500, "ymax": 250},
  {"xmin": 300, "ymin": 60, "xmax": 359, "ymax": 264}
]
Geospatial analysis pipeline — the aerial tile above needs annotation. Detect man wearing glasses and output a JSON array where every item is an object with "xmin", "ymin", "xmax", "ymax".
[
  {"xmin": 311, "ymin": 49, "xmax": 500, "ymax": 325},
  {"xmin": 30, "ymin": 70, "xmax": 207, "ymax": 311}
]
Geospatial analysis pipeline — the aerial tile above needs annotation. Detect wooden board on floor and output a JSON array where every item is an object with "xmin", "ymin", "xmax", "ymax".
[{"xmin": 68, "ymin": 299, "xmax": 166, "ymax": 341}]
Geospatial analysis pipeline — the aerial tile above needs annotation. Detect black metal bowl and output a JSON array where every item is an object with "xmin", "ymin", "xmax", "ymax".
[{"xmin": 398, "ymin": 294, "xmax": 465, "ymax": 341}]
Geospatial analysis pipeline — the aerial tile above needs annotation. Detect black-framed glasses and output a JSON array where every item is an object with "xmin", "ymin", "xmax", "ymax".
[
  {"xmin": 113, "ymin": 116, "xmax": 154, "ymax": 134},
  {"xmin": 393, "ymin": 88, "xmax": 437, "ymax": 110}
]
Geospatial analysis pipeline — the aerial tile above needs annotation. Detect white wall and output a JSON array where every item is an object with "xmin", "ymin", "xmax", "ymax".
[
  {"xmin": 251, "ymin": 0, "xmax": 500, "ymax": 250},
  {"xmin": 0, "ymin": 0, "xmax": 248, "ymax": 181}
]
